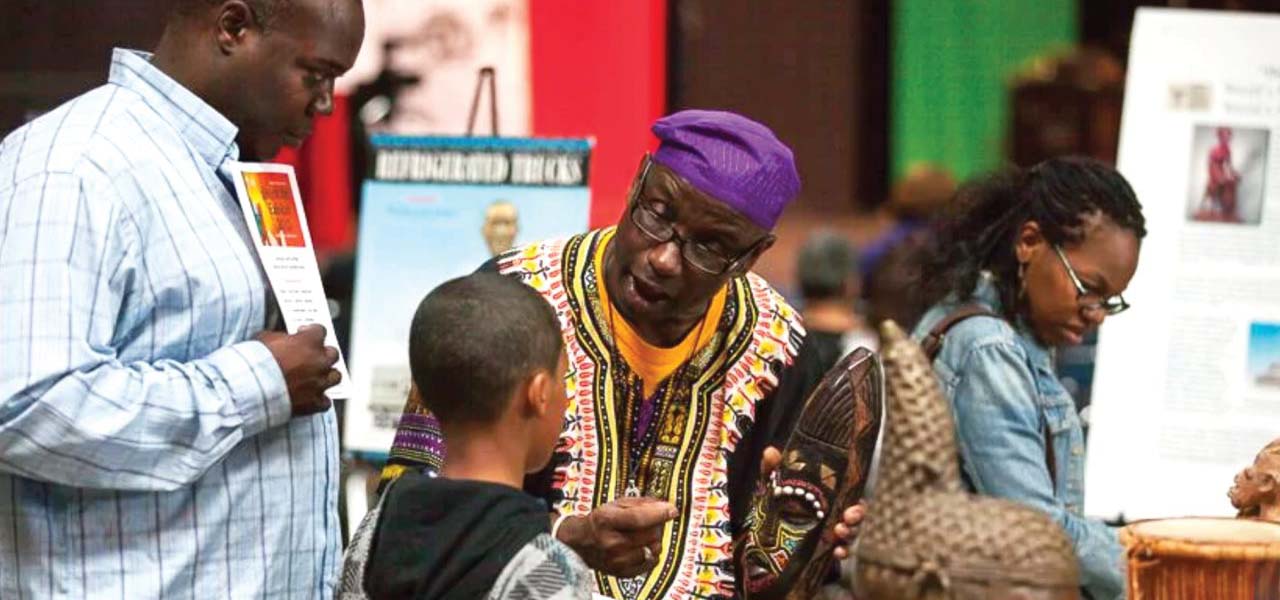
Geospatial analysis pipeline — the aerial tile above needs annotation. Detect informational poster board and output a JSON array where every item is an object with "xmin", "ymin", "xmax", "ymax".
[
  {"xmin": 343, "ymin": 136, "xmax": 592, "ymax": 453},
  {"xmin": 1086, "ymin": 8, "xmax": 1280, "ymax": 520}
]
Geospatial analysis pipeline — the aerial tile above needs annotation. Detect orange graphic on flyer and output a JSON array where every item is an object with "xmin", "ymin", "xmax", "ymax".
[{"xmin": 243, "ymin": 171, "xmax": 306, "ymax": 248}]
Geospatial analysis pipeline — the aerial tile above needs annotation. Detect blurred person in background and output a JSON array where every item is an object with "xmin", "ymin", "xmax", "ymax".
[
  {"xmin": 860, "ymin": 163, "xmax": 956, "ymax": 334},
  {"xmin": 797, "ymin": 230, "xmax": 878, "ymax": 364}
]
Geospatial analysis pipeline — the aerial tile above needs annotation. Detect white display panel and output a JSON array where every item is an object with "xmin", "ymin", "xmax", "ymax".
[{"xmin": 1087, "ymin": 8, "xmax": 1280, "ymax": 520}]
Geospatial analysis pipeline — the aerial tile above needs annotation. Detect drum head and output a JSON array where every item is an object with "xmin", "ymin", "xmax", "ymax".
[{"xmin": 1130, "ymin": 517, "xmax": 1280, "ymax": 544}]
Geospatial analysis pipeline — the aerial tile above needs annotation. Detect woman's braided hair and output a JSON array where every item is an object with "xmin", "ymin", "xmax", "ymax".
[{"xmin": 916, "ymin": 156, "xmax": 1147, "ymax": 321}]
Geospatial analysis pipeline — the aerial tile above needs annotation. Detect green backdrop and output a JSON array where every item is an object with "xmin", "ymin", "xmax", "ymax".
[{"xmin": 891, "ymin": 0, "xmax": 1078, "ymax": 182}]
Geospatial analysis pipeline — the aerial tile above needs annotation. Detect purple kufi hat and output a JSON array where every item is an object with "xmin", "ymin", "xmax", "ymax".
[{"xmin": 651, "ymin": 110, "xmax": 801, "ymax": 231}]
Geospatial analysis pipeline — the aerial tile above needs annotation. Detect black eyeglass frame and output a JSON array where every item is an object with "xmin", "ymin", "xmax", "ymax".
[
  {"xmin": 625, "ymin": 154, "xmax": 769, "ymax": 276},
  {"xmin": 1052, "ymin": 244, "xmax": 1130, "ymax": 316}
]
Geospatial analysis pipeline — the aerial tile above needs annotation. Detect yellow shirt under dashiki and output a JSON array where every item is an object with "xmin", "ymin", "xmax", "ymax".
[{"xmin": 592, "ymin": 228, "xmax": 728, "ymax": 397}]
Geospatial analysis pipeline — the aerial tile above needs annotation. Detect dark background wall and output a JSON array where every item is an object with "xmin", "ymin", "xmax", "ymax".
[
  {"xmin": 0, "ymin": 1, "xmax": 169, "ymax": 134},
  {"xmin": 667, "ymin": 0, "xmax": 889, "ymax": 213}
]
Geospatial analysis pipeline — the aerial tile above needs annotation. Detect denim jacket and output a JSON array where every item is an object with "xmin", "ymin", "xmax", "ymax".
[{"xmin": 912, "ymin": 275, "xmax": 1125, "ymax": 600}]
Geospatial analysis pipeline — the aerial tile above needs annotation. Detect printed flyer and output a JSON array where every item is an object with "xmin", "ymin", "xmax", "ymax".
[{"xmin": 229, "ymin": 162, "xmax": 353, "ymax": 399}]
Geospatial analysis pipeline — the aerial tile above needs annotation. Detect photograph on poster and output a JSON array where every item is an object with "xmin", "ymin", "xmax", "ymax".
[
  {"xmin": 481, "ymin": 199, "xmax": 519, "ymax": 256},
  {"xmin": 1248, "ymin": 322, "xmax": 1280, "ymax": 388},
  {"xmin": 346, "ymin": 0, "xmax": 532, "ymax": 135},
  {"xmin": 1167, "ymin": 82, "xmax": 1211, "ymax": 111},
  {"xmin": 1185, "ymin": 124, "xmax": 1269, "ymax": 225}
]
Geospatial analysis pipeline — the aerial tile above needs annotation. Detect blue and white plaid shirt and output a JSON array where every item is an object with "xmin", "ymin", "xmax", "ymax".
[{"xmin": 0, "ymin": 49, "xmax": 339, "ymax": 598}]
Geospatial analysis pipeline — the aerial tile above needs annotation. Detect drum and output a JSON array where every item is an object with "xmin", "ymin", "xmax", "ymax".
[{"xmin": 1121, "ymin": 517, "xmax": 1280, "ymax": 600}]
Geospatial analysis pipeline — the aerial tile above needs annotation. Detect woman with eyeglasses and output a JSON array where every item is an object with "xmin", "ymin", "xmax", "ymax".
[{"xmin": 910, "ymin": 156, "xmax": 1146, "ymax": 600}]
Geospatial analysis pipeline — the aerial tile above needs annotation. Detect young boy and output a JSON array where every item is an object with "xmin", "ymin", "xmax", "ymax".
[{"xmin": 339, "ymin": 273, "xmax": 591, "ymax": 599}]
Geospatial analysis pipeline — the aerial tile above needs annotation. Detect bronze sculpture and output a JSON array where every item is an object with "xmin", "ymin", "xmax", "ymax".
[
  {"xmin": 852, "ymin": 321, "xmax": 1080, "ymax": 600},
  {"xmin": 735, "ymin": 348, "xmax": 883, "ymax": 599},
  {"xmin": 1230, "ymin": 438, "xmax": 1280, "ymax": 522}
]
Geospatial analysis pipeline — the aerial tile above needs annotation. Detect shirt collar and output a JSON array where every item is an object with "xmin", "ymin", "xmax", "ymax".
[
  {"xmin": 972, "ymin": 272, "xmax": 1056, "ymax": 367},
  {"xmin": 107, "ymin": 48, "xmax": 240, "ymax": 167}
]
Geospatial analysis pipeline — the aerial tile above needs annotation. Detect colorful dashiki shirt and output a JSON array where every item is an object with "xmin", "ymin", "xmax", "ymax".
[{"xmin": 382, "ymin": 228, "xmax": 803, "ymax": 599}]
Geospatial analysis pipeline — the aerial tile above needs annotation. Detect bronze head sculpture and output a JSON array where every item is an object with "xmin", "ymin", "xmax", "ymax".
[
  {"xmin": 1230, "ymin": 438, "xmax": 1280, "ymax": 521},
  {"xmin": 735, "ymin": 347, "xmax": 883, "ymax": 599},
  {"xmin": 852, "ymin": 321, "xmax": 1080, "ymax": 600}
]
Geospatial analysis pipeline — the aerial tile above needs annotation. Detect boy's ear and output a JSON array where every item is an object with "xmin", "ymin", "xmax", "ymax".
[{"xmin": 524, "ymin": 370, "xmax": 552, "ymax": 417}]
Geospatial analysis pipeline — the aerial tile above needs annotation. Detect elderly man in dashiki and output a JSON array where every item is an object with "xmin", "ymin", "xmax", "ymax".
[{"xmin": 379, "ymin": 110, "xmax": 867, "ymax": 599}]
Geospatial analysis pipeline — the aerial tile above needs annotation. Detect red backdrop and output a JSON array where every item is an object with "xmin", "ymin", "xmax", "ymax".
[
  {"xmin": 283, "ymin": 1, "xmax": 668, "ymax": 254},
  {"xmin": 528, "ymin": 0, "xmax": 668, "ymax": 228}
]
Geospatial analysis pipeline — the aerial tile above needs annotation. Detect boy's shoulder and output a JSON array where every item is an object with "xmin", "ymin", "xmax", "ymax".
[
  {"xmin": 487, "ymin": 533, "xmax": 593, "ymax": 600},
  {"xmin": 357, "ymin": 473, "xmax": 559, "ymax": 598}
]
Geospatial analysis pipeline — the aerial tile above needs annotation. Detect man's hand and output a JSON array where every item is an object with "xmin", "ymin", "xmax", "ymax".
[
  {"xmin": 831, "ymin": 503, "xmax": 865, "ymax": 560},
  {"xmin": 761, "ymin": 445, "xmax": 865, "ymax": 560},
  {"xmin": 258, "ymin": 324, "xmax": 341, "ymax": 417},
  {"xmin": 555, "ymin": 497, "xmax": 677, "ymax": 577}
]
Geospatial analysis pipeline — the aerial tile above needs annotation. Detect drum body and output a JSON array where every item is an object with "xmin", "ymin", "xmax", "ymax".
[{"xmin": 1121, "ymin": 517, "xmax": 1280, "ymax": 600}]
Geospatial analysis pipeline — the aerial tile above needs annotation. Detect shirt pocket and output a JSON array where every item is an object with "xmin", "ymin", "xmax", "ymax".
[{"xmin": 1039, "ymin": 391, "xmax": 1086, "ymax": 514}]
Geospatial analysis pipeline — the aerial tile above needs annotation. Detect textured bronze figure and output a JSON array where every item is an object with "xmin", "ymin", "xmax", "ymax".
[
  {"xmin": 735, "ymin": 348, "xmax": 883, "ymax": 599},
  {"xmin": 1230, "ymin": 438, "xmax": 1280, "ymax": 522},
  {"xmin": 852, "ymin": 321, "xmax": 1081, "ymax": 600}
]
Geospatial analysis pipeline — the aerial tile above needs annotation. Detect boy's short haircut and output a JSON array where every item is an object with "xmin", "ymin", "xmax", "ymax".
[{"xmin": 408, "ymin": 273, "xmax": 563, "ymax": 425}]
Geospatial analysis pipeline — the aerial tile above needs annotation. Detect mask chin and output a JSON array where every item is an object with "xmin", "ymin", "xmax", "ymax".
[
  {"xmin": 738, "ymin": 524, "xmax": 824, "ymax": 600},
  {"xmin": 737, "ymin": 481, "xmax": 828, "ymax": 599}
]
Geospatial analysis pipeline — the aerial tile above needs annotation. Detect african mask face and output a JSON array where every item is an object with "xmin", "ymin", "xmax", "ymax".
[{"xmin": 736, "ymin": 347, "xmax": 882, "ymax": 599}]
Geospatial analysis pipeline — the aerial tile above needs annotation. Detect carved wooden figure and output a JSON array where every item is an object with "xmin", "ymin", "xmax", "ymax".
[{"xmin": 1230, "ymin": 438, "xmax": 1280, "ymax": 522}]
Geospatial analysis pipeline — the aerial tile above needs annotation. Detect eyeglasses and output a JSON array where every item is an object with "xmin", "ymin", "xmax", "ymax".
[
  {"xmin": 626, "ymin": 156, "xmax": 765, "ymax": 275},
  {"xmin": 1052, "ymin": 245, "xmax": 1130, "ymax": 316}
]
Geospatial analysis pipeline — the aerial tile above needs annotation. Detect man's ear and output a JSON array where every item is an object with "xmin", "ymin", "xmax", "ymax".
[
  {"xmin": 215, "ymin": 1, "xmax": 258, "ymax": 55},
  {"xmin": 731, "ymin": 235, "xmax": 776, "ymax": 277}
]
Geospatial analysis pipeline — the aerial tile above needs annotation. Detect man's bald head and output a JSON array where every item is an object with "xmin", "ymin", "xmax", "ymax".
[{"xmin": 172, "ymin": 0, "xmax": 293, "ymax": 31}]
